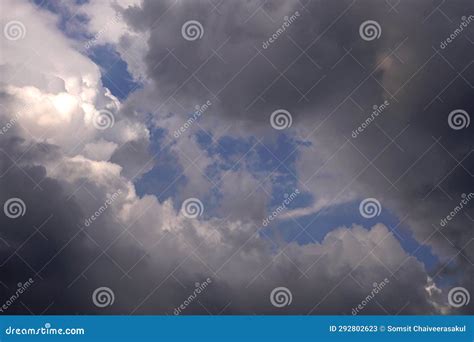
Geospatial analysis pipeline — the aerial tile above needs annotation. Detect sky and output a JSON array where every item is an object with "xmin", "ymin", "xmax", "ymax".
[{"xmin": 0, "ymin": 0, "xmax": 473, "ymax": 315}]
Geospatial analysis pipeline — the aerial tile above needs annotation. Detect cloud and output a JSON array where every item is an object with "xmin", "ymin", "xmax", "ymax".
[{"xmin": 0, "ymin": 0, "xmax": 472, "ymax": 315}]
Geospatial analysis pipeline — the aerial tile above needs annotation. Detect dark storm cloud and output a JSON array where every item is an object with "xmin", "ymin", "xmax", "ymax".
[
  {"xmin": 0, "ymin": 134, "xmax": 440, "ymax": 315},
  {"xmin": 119, "ymin": 0, "xmax": 474, "ymax": 141},
  {"xmin": 118, "ymin": 0, "xmax": 473, "ymax": 313},
  {"xmin": 1, "ymin": 0, "xmax": 473, "ymax": 316},
  {"xmin": 121, "ymin": 0, "xmax": 379, "ymax": 124},
  {"xmin": 0, "ymin": 136, "xmax": 86, "ymax": 313},
  {"xmin": 0, "ymin": 134, "xmax": 157, "ymax": 314}
]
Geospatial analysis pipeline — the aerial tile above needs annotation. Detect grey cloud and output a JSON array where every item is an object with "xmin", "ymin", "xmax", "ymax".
[
  {"xmin": 1, "ymin": 0, "xmax": 472, "ymax": 316},
  {"xmin": 118, "ymin": 0, "xmax": 473, "ymax": 313},
  {"xmin": 0, "ymin": 134, "xmax": 441, "ymax": 314}
]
